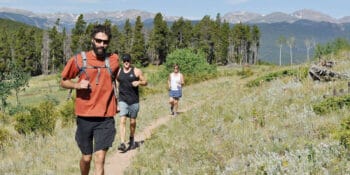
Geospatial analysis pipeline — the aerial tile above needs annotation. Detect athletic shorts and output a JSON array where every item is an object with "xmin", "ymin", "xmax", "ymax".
[
  {"xmin": 169, "ymin": 89, "xmax": 182, "ymax": 99},
  {"xmin": 118, "ymin": 101, "xmax": 139, "ymax": 118},
  {"xmin": 75, "ymin": 116, "xmax": 116, "ymax": 155}
]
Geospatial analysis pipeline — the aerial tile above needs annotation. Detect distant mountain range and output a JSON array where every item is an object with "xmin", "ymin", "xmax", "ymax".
[
  {"xmin": 1, "ymin": 7, "xmax": 349, "ymax": 64},
  {"xmin": 0, "ymin": 7, "xmax": 181, "ymax": 29},
  {"xmin": 1, "ymin": 7, "xmax": 349, "ymax": 29},
  {"xmin": 223, "ymin": 9, "xmax": 350, "ymax": 24}
]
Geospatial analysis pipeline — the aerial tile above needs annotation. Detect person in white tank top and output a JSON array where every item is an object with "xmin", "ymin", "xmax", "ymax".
[{"xmin": 168, "ymin": 64, "xmax": 184, "ymax": 116}]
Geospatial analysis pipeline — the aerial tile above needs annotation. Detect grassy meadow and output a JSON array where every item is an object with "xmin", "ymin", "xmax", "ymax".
[{"xmin": 1, "ymin": 59, "xmax": 350, "ymax": 174}]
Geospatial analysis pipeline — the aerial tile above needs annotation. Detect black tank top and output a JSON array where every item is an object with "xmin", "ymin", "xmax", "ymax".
[{"xmin": 118, "ymin": 67, "xmax": 139, "ymax": 105}]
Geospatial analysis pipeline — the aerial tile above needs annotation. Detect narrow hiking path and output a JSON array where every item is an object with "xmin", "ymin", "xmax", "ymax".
[
  {"xmin": 104, "ymin": 75, "xmax": 246, "ymax": 175},
  {"xmin": 104, "ymin": 92, "xmax": 217, "ymax": 175}
]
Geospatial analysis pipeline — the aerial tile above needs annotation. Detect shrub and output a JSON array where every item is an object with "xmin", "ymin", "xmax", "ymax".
[
  {"xmin": 237, "ymin": 67, "xmax": 254, "ymax": 78},
  {"xmin": 312, "ymin": 94, "xmax": 350, "ymax": 115},
  {"xmin": 0, "ymin": 128, "xmax": 11, "ymax": 149},
  {"xmin": 161, "ymin": 48, "xmax": 217, "ymax": 85},
  {"xmin": 14, "ymin": 101, "xmax": 57, "ymax": 136},
  {"xmin": 59, "ymin": 99, "xmax": 75, "ymax": 127},
  {"xmin": 246, "ymin": 67, "xmax": 308, "ymax": 87},
  {"xmin": 0, "ymin": 112, "xmax": 9, "ymax": 124},
  {"xmin": 335, "ymin": 116, "xmax": 350, "ymax": 150},
  {"xmin": 7, "ymin": 104, "xmax": 27, "ymax": 116}
]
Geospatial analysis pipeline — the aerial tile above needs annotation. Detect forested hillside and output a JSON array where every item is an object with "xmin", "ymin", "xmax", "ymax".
[
  {"xmin": 0, "ymin": 18, "xmax": 41, "ymax": 30},
  {"xmin": 258, "ymin": 20, "xmax": 350, "ymax": 64}
]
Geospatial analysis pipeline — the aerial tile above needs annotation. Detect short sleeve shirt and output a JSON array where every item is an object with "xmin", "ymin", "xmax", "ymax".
[{"xmin": 61, "ymin": 51, "xmax": 119, "ymax": 117}]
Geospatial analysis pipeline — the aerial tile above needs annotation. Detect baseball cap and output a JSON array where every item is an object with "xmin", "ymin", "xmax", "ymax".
[{"xmin": 122, "ymin": 54, "xmax": 131, "ymax": 62}]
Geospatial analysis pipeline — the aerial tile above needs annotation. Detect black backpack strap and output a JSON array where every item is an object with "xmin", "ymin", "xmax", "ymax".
[{"xmin": 67, "ymin": 53, "xmax": 118, "ymax": 100}]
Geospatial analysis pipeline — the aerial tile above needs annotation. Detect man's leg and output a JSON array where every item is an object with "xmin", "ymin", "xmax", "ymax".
[
  {"xmin": 128, "ymin": 118, "xmax": 137, "ymax": 149},
  {"xmin": 94, "ymin": 149, "xmax": 107, "ymax": 175},
  {"xmin": 80, "ymin": 154, "xmax": 92, "ymax": 175},
  {"xmin": 75, "ymin": 117, "xmax": 94, "ymax": 175},
  {"xmin": 128, "ymin": 103, "xmax": 139, "ymax": 149},
  {"xmin": 130, "ymin": 118, "xmax": 136, "ymax": 137},
  {"xmin": 118, "ymin": 116, "xmax": 127, "ymax": 151}
]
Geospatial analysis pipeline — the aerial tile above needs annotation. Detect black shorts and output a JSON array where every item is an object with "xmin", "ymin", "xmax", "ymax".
[{"xmin": 75, "ymin": 117, "xmax": 116, "ymax": 155}]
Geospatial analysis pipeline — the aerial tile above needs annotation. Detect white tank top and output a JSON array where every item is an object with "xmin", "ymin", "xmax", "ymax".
[{"xmin": 170, "ymin": 72, "xmax": 182, "ymax": 91}]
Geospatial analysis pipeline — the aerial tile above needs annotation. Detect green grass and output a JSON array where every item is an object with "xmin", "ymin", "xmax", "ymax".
[
  {"xmin": 125, "ymin": 62, "xmax": 350, "ymax": 174},
  {"xmin": 7, "ymin": 74, "xmax": 67, "ymax": 106},
  {"xmin": 1, "ymin": 60, "xmax": 350, "ymax": 174}
]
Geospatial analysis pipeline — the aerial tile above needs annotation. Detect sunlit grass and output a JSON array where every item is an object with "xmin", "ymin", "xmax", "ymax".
[
  {"xmin": 1, "ymin": 60, "xmax": 350, "ymax": 174},
  {"xmin": 125, "ymin": 61, "xmax": 350, "ymax": 174}
]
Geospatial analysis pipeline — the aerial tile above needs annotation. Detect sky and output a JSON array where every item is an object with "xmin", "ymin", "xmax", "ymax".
[{"xmin": 0, "ymin": 0, "xmax": 349, "ymax": 19}]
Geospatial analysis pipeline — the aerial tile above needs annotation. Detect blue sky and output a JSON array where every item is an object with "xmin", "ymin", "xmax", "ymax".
[{"xmin": 0, "ymin": 0, "xmax": 349, "ymax": 19}]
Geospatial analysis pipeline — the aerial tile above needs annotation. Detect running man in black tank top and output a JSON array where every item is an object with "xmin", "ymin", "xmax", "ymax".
[{"xmin": 116, "ymin": 54, "xmax": 147, "ymax": 151}]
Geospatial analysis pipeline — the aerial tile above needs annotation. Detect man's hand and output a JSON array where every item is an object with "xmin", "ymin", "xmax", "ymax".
[
  {"xmin": 131, "ymin": 81, "xmax": 140, "ymax": 87},
  {"xmin": 77, "ymin": 79, "xmax": 90, "ymax": 89}
]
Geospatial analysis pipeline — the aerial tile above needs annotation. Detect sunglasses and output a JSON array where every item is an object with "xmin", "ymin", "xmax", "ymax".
[
  {"xmin": 123, "ymin": 60, "xmax": 130, "ymax": 63},
  {"xmin": 94, "ymin": 38, "xmax": 109, "ymax": 44}
]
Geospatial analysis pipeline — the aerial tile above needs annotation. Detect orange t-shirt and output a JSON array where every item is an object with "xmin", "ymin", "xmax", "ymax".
[{"xmin": 61, "ymin": 51, "xmax": 119, "ymax": 117}]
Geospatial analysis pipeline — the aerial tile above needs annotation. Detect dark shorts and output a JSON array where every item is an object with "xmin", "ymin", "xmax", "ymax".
[
  {"xmin": 75, "ymin": 116, "xmax": 116, "ymax": 155},
  {"xmin": 169, "ymin": 89, "xmax": 182, "ymax": 99}
]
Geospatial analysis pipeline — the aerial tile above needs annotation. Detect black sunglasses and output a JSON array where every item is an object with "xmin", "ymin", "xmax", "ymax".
[
  {"xmin": 123, "ymin": 60, "xmax": 130, "ymax": 63},
  {"xmin": 94, "ymin": 38, "xmax": 109, "ymax": 44}
]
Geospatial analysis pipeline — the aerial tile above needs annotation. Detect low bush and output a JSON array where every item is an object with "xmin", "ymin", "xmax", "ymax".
[
  {"xmin": 334, "ymin": 116, "xmax": 350, "ymax": 150},
  {"xmin": 312, "ymin": 95, "xmax": 350, "ymax": 115},
  {"xmin": 59, "ymin": 99, "xmax": 75, "ymax": 127},
  {"xmin": 246, "ymin": 67, "xmax": 308, "ymax": 87},
  {"xmin": 237, "ymin": 67, "xmax": 254, "ymax": 78},
  {"xmin": 14, "ymin": 101, "xmax": 57, "ymax": 136},
  {"xmin": 160, "ymin": 48, "xmax": 217, "ymax": 85},
  {"xmin": 0, "ymin": 128, "xmax": 11, "ymax": 149}
]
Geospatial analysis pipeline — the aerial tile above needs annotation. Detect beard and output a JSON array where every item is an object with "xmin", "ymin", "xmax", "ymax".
[{"xmin": 92, "ymin": 43, "xmax": 107, "ymax": 59}]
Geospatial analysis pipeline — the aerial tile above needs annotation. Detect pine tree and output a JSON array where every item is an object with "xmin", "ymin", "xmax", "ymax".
[
  {"xmin": 14, "ymin": 28, "xmax": 38, "ymax": 74},
  {"xmin": 231, "ymin": 23, "xmax": 251, "ymax": 64},
  {"xmin": 169, "ymin": 17, "xmax": 192, "ymax": 51},
  {"xmin": 193, "ymin": 15, "xmax": 215, "ymax": 64},
  {"xmin": 41, "ymin": 30, "xmax": 50, "ymax": 75},
  {"xmin": 71, "ymin": 14, "xmax": 87, "ymax": 54},
  {"xmin": 109, "ymin": 24, "xmax": 122, "ymax": 54},
  {"xmin": 211, "ymin": 13, "xmax": 222, "ymax": 64},
  {"xmin": 121, "ymin": 19, "xmax": 133, "ymax": 55},
  {"xmin": 218, "ymin": 21, "xmax": 230, "ymax": 65},
  {"xmin": 0, "ymin": 31, "xmax": 11, "ymax": 74},
  {"xmin": 131, "ymin": 16, "xmax": 146, "ymax": 65},
  {"xmin": 62, "ymin": 27, "xmax": 72, "ymax": 63},
  {"xmin": 49, "ymin": 19, "xmax": 64, "ymax": 73},
  {"xmin": 150, "ymin": 13, "xmax": 169, "ymax": 64},
  {"xmin": 251, "ymin": 25, "xmax": 260, "ymax": 64}
]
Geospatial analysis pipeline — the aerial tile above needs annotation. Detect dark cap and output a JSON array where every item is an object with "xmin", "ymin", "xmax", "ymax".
[{"xmin": 122, "ymin": 54, "xmax": 131, "ymax": 61}]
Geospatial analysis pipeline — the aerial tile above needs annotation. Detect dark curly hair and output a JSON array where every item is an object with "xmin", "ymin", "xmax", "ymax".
[{"xmin": 90, "ymin": 24, "xmax": 112, "ymax": 40}]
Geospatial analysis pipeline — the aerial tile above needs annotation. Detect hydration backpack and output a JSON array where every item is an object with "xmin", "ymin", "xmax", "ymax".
[{"xmin": 67, "ymin": 51, "xmax": 118, "ymax": 100}]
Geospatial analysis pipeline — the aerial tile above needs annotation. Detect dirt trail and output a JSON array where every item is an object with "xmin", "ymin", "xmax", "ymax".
[
  {"xmin": 104, "ymin": 115, "xmax": 171, "ymax": 175},
  {"xmin": 104, "ymin": 76, "xmax": 238, "ymax": 175},
  {"xmin": 104, "ymin": 93, "xmax": 216, "ymax": 175}
]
